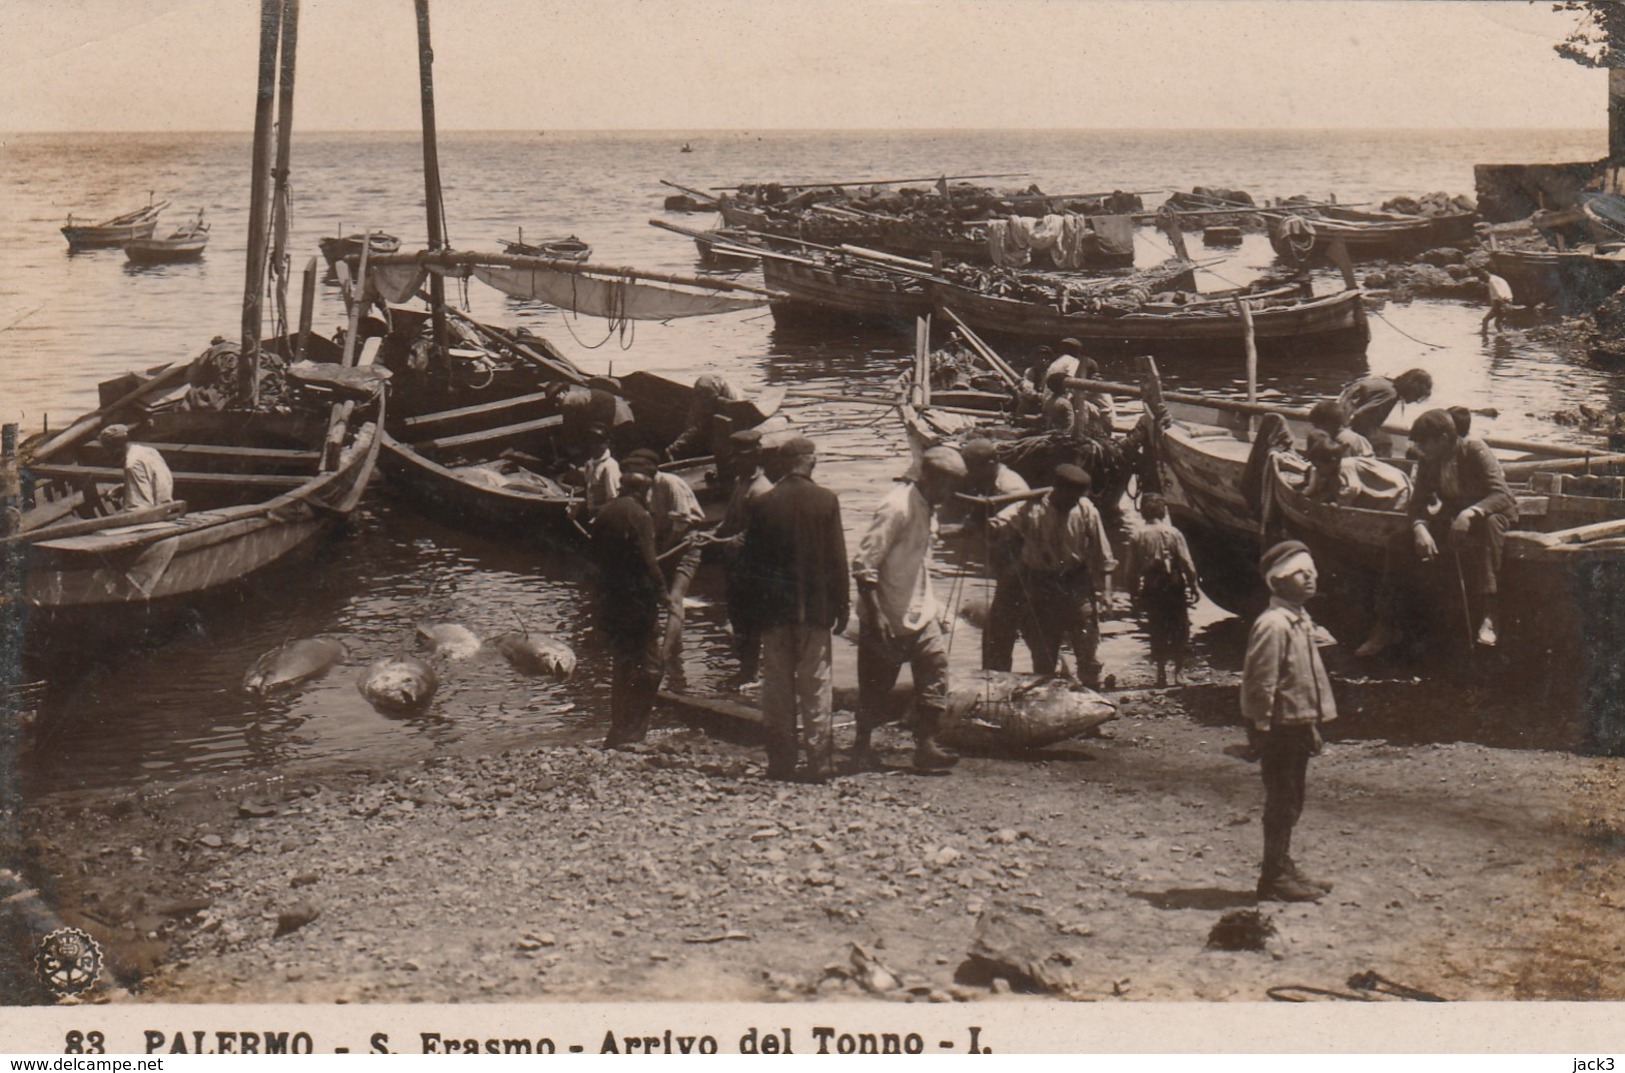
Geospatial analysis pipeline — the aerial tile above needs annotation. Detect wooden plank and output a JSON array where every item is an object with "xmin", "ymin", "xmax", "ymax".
[
  {"xmin": 398, "ymin": 390, "xmax": 557, "ymax": 433},
  {"xmin": 412, "ymin": 414, "xmax": 564, "ymax": 454},
  {"xmin": 4, "ymin": 501, "xmax": 187, "ymax": 547},
  {"xmin": 154, "ymin": 443, "xmax": 321, "ymax": 465},
  {"xmin": 28, "ymin": 463, "xmax": 307, "ymax": 489}
]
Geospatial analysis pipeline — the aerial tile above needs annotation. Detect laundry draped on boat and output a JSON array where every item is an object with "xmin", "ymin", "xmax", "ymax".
[
  {"xmin": 471, "ymin": 265, "xmax": 765, "ymax": 320},
  {"xmin": 988, "ymin": 213, "xmax": 1137, "ymax": 269}
]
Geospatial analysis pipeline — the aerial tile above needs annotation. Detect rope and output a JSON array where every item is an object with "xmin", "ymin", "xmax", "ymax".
[{"xmin": 1367, "ymin": 306, "xmax": 1446, "ymax": 350}]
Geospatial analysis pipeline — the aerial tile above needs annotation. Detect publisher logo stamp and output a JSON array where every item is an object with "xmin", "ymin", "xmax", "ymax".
[{"xmin": 35, "ymin": 927, "xmax": 103, "ymax": 997}]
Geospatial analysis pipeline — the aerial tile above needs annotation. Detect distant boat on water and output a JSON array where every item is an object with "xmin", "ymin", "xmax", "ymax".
[
  {"xmin": 62, "ymin": 198, "xmax": 168, "ymax": 252},
  {"xmin": 124, "ymin": 210, "xmax": 209, "ymax": 264},
  {"xmin": 680, "ymin": 142, "xmax": 693, "ymax": 153}
]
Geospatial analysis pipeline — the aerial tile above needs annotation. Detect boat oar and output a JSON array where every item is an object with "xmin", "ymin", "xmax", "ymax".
[{"xmin": 939, "ymin": 307, "xmax": 1021, "ymax": 388}]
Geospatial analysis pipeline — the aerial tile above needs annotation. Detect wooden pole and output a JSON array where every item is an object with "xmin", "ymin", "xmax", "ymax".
[
  {"xmin": 366, "ymin": 248, "xmax": 790, "ymax": 299},
  {"xmin": 295, "ymin": 255, "xmax": 317, "ymax": 363},
  {"xmin": 240, "ymin": 0, "xmax": 284, "ymax": 406},
  {"xmin": 415, "ymin": 0, "xmax": 448, "ymax": 356},
  {"xmin": 268, "ymin": 0, "xmax": 299, "ymax": 362},
  {"xmin": 711, "ymin": 172, "xmax": 1027, "ymax": 192},
  {"xmin": 1236, "ymin": 299, "xmax": 1258, "ymax": 406}
]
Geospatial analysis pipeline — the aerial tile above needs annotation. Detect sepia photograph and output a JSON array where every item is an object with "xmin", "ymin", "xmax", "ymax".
[{"xmin": 2, "ymin": 0, "xmax": 1625, "ymax": 1053}]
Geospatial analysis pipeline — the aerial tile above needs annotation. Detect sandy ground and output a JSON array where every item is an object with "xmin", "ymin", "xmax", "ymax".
[{"xmin": 16, "ymin": 639, "xmax": 1625, "ymax": 1006}]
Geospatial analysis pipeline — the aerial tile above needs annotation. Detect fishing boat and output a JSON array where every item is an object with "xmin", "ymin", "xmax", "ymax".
[
  {"xmin": 319, "ymin": 230, "xmax": 402, "ymax": 272},
  {"xmin": 123, "ymin": 210, "xmax": 210, "ymax": 264},
  {"xmin": 13, "ymin": 2, "xmax": 383, "ymax": 646},
  {"xmin": 498, "ymin": 231, "xmax": 591, "ymax": 262},
  {"xmin": 930, "ymin": 273, "xmax": 1367, "ymax": 358},
  {"xmin": 759, "ymin": 249, "xmax": 933, "ymax": 327},
  {"xmin": 1266, "ymin": 210, "xmax": 1443, "ymax": 263},
  {"xmin": 1138, "ymin": 361, "xmax": 1625, "ymax": 677},
  {"xmin": 1487, "ymin": 244, "xmax": 1625, "ymax": 311},
  {"xmin": 61, "ymin": 199, "xmax": 168, "ymax": 252}
]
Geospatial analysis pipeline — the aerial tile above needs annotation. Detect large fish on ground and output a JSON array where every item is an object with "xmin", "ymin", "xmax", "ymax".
[
  {"xmin": 491, "ymin": 630, "xmax": 576, "ymax": 680},
  {"xmin": 938, "ymin": 671, "xmax": 1116, "ymax": 751},
  {"xmin": 244, "ymin": 637, "xmax": 348, "ymax": 695},
  {"xmin": 415, "ymin": 622, "xmax": 482, "ymax": 661},
  {"xmin": 358, "ymin": 656, "xmax": 439, "ymax": 712}
]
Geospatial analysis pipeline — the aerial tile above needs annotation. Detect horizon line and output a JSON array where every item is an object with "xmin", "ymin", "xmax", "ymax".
[{"xmin": 0, "ymin": 125, "xmax": 1608, "ymax": 137}]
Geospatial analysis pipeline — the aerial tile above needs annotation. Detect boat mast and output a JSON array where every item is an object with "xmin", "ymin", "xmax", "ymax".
[
  {"xmin": 269, "ymin": 0, "xmax": 300, "ymax": 357},
  {"xmin": 241, "ymin": 0, "xmax": 285, "ymax": 406},
  {"xmin": 414, "ymin": 0, "xmax": 449, "ymax": 354}
]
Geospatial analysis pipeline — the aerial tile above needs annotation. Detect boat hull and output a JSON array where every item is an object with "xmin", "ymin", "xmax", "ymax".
[
  {"xmin": 1487, "ymin": 248, "xmax": 1625, "ymax": 311},
  {"xmin": 761, "ymin": 257, "xmax": 932, "ymax": 328},
  {"xmin": 124, "ymin": 239, "xmax": 207, "ymax": 264},
  {"xmin": 930, "ymin": 283, "xmax": 1369, "ymax": 358},
  {"xmin": 1266, "ymin": 211, "xmax": 1470, "ymax": 262},
  {"xmin": 62, "ymin": 219, "xmax": 158, "ymax": 251}
]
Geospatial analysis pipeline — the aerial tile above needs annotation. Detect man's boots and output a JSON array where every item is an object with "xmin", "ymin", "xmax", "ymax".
[
  {"xmin": 1283, "ymin": 856, "xmax": 1333, "ymax": 894},
  {"xmin": 1257, "ymin": 824, "xmax": 1323, "ymax": 903},
  {"xmin": 912, "ymin": 711, "xmax": 959, "ymax": 770}
]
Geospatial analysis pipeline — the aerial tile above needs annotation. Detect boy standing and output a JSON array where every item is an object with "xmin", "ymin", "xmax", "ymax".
[{"xmin": 1243, "ymin": 540, "xmax": 1337, "ymax": 903}]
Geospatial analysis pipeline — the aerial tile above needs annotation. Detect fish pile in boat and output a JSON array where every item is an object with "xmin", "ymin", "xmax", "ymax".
[{"xmin": 941, "ymin": 259, "xmax": 1195, "ymax": 314}]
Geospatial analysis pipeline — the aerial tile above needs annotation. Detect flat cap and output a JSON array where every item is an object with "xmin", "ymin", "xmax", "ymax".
[
  {"xmin": 1053, "ymin": 463, "xmax": 1091, "ymax": 490},
  {"xmin": 729, "ymin": 427, "xmax": 763, "ymax": 448},
  {"xmin": 1259, "ymin": 539, "xmax": 1312, "ymax": 580},
  {"xmin": 960, "ymin": 439, "xmax": 998, "ymax": 466},
  {"xmin": 1059, "ymin": 337, "xmax": 1084, "ymax": 354},
  {"xmin": 99, "ymin": 424, "xmax": 131, "ymax": 442},
  {"xmin": 620, "ymin": 454, "xmax": 658, "ymax": 477}
]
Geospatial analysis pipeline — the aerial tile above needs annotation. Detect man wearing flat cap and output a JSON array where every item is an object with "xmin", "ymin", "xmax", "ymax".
[
  {"xmin": 1243, "ymin": 539, "xmax": 1337, "ymax": 903},
  {"xmin": 851, "ymin": 444, "xmax": 967, "ymax": 770},
  {"xmin": 590, "ymin": 454, "xmax": 677, "ymax": 748},
  {"xmin": 99, "ymin": 424, "xmax": 174, "ymax": 512},
  {"xmin": 990, "ymin": 463, "xmax": 1116, "ymax": 687},
  {"xmin": 739, "ymin": 435, "xmax": 850, "ymax": 781}
]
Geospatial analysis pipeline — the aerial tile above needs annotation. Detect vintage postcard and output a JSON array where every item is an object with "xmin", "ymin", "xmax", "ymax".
[{"xmin": 2, "ymin": 0, "xmax": 1624, "ymax": 1055}]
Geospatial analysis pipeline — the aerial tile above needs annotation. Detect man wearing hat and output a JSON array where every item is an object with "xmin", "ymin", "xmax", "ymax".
[
  {"xmin": 1244, "ymin": 540, "xmax": 1337, "ymax": 903},
  {"xmin": 706, "ymin": 428, "xmax": 775, "ymax": 686},
  {"xmin": 990, "ymin": 463, "xmax": 1116, "ymax": 687},
  {"xmin": 947, "ymin": 439, "xmax": 1031, "ymax": 673},
  {"xmin": 624, "ymin": 448, "xmax": 707, "ymax": 676},
  {"xmin": 738, "ymin": 435, "xmax": 850, "ymax": 781},
  {"xmin": 590, "ymin": 454, "xmax": 676, "ymax": 748},
  {"xmin": 99, "ymin": 424, "xmax": 173, "ymax": 511},
  {"xmin": 851, "ymin": 444, "xmax": 967, "ymax": 770}
]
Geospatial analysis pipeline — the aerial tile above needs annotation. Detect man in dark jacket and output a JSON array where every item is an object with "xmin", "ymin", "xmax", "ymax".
[
  {"xmin": 591, "ymin": 456, "xmax": 677, "ymax": 747},
  {"xmin": 1357, "ymin": 408, "xmax": 1516, "ymax": 654},
  {"xmin": 738, "ymin": 436, "xmax": 850, "ymax": 781}
]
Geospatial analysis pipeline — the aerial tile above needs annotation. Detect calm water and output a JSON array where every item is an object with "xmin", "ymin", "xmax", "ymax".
[{"xmin": 3, "ymin": 128, "xmax": 1620, "ymax": 796}]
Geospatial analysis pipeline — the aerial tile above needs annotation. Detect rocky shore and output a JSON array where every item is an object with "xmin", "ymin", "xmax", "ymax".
[{"xmin": 18, "ymin": 654, "xmax": 1625, "ymax": 1005}]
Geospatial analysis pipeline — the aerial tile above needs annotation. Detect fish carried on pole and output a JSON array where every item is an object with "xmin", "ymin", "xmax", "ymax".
[
  {"xmin": 243, "ymin": 637, "xmax": 348, "ymax": 695},
  {"xmin": 939, "ymin": 671, "xmax": 1117, "ymax": 751}
]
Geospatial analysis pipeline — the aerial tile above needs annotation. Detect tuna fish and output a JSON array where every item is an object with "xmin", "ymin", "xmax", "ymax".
[
  {"xmin": 491, "ymin": 631, "xmax": 576, "ymax": 680},
  {"xmin": 357, "ymin": 656, "xmax": 439, "ymax": 712},
  {"xmin": 243, "ymin": 637, "xmax": 348, "ymax": 695},
  {"xmin": 415, "ymin": 622, "xmax": 482, "ymax": 661},
  {"xmin": 938, "ymin": 671, "xmax": 1117, "ymax": 752}
]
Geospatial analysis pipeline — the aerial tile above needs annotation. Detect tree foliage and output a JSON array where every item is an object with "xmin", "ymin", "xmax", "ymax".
[{"xmin": 1555, "ymin": 1, "xmax": 1625, "ymax": 68}]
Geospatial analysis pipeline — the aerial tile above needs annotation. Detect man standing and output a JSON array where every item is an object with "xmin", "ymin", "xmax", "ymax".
[
  {"xmin": 99, "ymin": 424, "xmax": 173, "ymax": 511},
  {"xmin": 851, "ymin": 445, "xmax": 967, "ymax": 771},
  {"xmin": 624, "ymin": 448, "xmax": 706, "ymax": 676},
  {"xmin": 577, "ymin": 423, "xmax": 620, "ymax": 521},
  {"xmin": 707, "ymin": 428, "xmax": 775, "ymax": 687},
  {"xmin": 739, "ymin": 436, "xmax": 849, "ymax": 781},
  {"xmin": 952, "ymin": 439, "xmax": 1032, "ymax": 674},
  {"xmin": 990, "ymin": 464, "xmax": 1116, "ymax": 687},
  {"xmin": 590, "ymin": 456, "xmax": 676, "ymax": 748}
]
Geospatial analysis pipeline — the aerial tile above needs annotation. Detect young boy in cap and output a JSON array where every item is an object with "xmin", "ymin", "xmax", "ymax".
[
  {"xmin": 852, "ymin": 444, "xmax": 967, "ymax": 771},
  {"xmin": 1244, "ymin": 539, "xmax": 1337, "ymax": 903},
  {"xmin": 98, "ymin": 424, "xmax": 174, "ymax": 511}
]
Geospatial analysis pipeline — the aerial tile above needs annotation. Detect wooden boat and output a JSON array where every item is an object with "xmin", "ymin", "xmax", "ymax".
[
  {"xmin": 61, "ymin": 199, "xmax": 168, "ymax": 252},
  {"xmin": 498, "ymin": 232, "xmax": 591, "ymax": 262},
  {"xmin": 930, "ymin": 277, "xmax": 1368, "ymax": 358},
  {"xmin": 15, "ymin": 1, "xmax": 384, "ymax": 646},
  {"xmin": 1266, "ymin": 210, "xmax": 1446, "ymax": 263},
  {"xmin": 124, "ymin": 210, "xmax": 209, "ymax": 264},
  {"xmin": 319, "ymin": 231, "xmax": 402, "ymax": 271},
  {"xmin": 1321, "ymin": 205, "xmax": 1478, "ymax": 245},
  {"xmin": 760, "ymin": 250, "xmax": 932, "ymax": 328},
  {"xmin": 1487, "ymin": 245, "xmax": 1625, "ymax": 311},
  {"xmin": 1142, "ymin": 366, "xmax": 1625, "ymax": 669}
]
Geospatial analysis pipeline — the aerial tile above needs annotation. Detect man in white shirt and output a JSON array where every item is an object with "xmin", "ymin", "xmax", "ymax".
[
  {"xmin": 851, "ymin": 445, "xmax": 967, "ymax": 771},
  {"xmin": 577, "ymin": 423, "xmax": 620, "ymax": 521},
  {"xmin": 1480, "ymin": 268, "xmax": 1514, "ymax": 334},
  {"xmin": 100, "ymin": 424, "xmax": 173, "ymax": 511}
]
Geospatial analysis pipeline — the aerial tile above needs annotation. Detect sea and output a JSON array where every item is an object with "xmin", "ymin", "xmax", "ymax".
[{"xmin": 1, "ymin": 127, "xmax": 1617, "ymax": 798}]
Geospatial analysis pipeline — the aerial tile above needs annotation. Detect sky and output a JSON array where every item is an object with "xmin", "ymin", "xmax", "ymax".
[{"xmin": 0, "ymin": 0, "xmax": 1607, "ymax": 132}]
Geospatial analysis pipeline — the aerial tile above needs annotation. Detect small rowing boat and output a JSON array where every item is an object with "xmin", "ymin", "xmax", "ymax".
[
  {"xmin": 499, "ymin": 231, "xmax": 592, "ymax": 262},
  {"xmin": 62, "ymin": 199, "xmax": 168, "ymax": 252},
  {"xmin": 124, "ymin": 210, "xmax": 210, "ymax": 264},
  {"xmin": 319, "ymin": 230, "xmax": 402, "ymax": 272}
]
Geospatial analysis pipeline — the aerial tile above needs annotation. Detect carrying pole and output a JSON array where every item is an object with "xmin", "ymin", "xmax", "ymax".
[
  {"xmin": 415, "ymin": 0, "xmax": 449, "ymax": 356},
  {"xmin": 240, "ymin": 0, "xmax": 284, "ymax": 407},
  {"xmin": 268, "ymin": 0, "xmax": 299, "ymax": 362}
]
